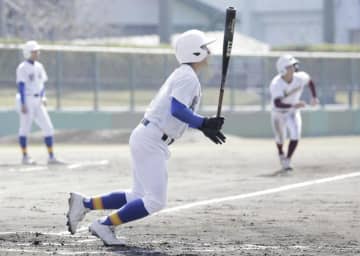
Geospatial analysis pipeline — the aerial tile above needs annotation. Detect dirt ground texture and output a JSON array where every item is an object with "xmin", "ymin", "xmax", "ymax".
[{"xmin": 0, "ymin": 133, "xmax": 359, "ymax": 256}]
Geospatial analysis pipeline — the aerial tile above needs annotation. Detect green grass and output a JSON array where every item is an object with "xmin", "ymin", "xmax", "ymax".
[
  {"xmin": 0, "ymin": 88, "xmax": 262, "ymax": 109},
  {"xmin": 1, "ymin": 88, "xmax": 359, "ymax": 110},
  {"xmin": 335, "ymin": 91, "xmax": 360, "ymax": 106},
  {"xmin": 272, "ymin": 44, "xmax": 360, "ymax": 52}
]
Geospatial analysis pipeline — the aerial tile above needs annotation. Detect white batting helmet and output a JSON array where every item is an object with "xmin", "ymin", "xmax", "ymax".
[
  {"xmin": 276, "ymin": 54, "xmax": 298, "ymax": 76},
  {"xmin": 23, "ymin": 40, "xmax": 40, "ymax": 59},
  {"xmin": 175, "ymin": 30, "xmax": 215, "ymax": 64}
]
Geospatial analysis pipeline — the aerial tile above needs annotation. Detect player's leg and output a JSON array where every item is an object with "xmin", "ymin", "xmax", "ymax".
[
  {"xmin": 271, "ymin": 112, "xmax": 287, "ymax": 168},
  {"xmin": 100, "ymin": 152, "xmax": 167, "ymax": 224},
  {"xmin": 34, "ymin": 104, "xmax": 60, "ymax": 163},
  {"xmin": 285, "ymin": 111, "xmax": 302, "ymax": 169},
  {"xmin": 67, "ymin": 126, "xmax": 147, "ymax": 236},
  {"xmin": 18, "ymin": 104, "xmax": 36, "ymax": 164},
  {"xmin": 82, "ymin": 144, "xmax": 146, "ymax": 211},
  {"xmin": 89, "ymin": 125, "xmax": 168, "ymax": 245},
  {"xmin": 89, "ymin": 152, "xmax": 167, "ymax": 246},
  {"xmin": 67, "ymin": 190, "xmax": 133, "ymax": 235},
  {"xmin": 83, "ymin": 192, "xmax": 128, "ymax": 210}
]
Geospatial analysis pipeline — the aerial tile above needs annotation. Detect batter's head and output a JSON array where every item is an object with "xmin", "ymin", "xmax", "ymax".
[
  {"xmin": 175, "ymin": 30, "xmax": 215, "ymax": 64},
  {"xmin": 276, "ymin": 54, "xmax": 298, "ymax": 76},
  {"xmin": 23, "ymin": 40, "xmax": 40, "ymax": 59}
]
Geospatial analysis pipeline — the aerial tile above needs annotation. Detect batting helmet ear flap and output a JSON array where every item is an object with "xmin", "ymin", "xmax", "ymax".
[
  {"xmin": 279, "ymin": 67, "xmax": 287, "ymax": 76},
  {"xmin": 175, "ymin": 30, "xmax": 216, "ymax": 64}
]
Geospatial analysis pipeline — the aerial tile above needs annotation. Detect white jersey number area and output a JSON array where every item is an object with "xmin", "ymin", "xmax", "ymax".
[
  {"xmin": 16, "ymin": 61, "xmax": 48, "ymax": 96},
  {"xmin": 144, "ymin": 64, "xmax": 201, "ymax": 140}
]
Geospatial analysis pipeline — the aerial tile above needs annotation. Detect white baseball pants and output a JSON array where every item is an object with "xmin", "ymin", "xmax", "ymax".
[
  {"xmin": 16, "ymin": 95, "xmax": 54, "ymax": 137},
  {"xmin": 125, "ymin": 122, "xmax": 170, "ymax": 214},
  {"xmin": 271, "ymin": 110, "xmax": 302, "ymax": 144}
]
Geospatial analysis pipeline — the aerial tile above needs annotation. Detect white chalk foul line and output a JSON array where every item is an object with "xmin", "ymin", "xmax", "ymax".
[
  {"xmin": 9, "ymin": 166, "xmax": 49, "ymax": 172},
  {"xmin": 67, "ymin": 160, "xmax": 109, "ymax": 170},
  {"xmin": 66, "ymin": 171, "xmax": 360, "ymax": 234},
  {"xmin": 159, "ymin": 171, "xmax": 360, "ymax": 214},
  {"xmin": 0, "ymin": 248, "xmax": 110, "ymax": 255},
  {"xmin": 1, "ymin": 171, "xmax": 359, "ymax": 246}
]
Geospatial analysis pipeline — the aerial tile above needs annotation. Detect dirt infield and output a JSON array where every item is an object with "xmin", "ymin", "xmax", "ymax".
[{"xmin": 0, "ymin": 134, "xmax": 359, "ymax": 255}]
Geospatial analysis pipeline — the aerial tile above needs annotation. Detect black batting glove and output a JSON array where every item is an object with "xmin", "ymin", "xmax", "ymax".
[
  {"xmin": 200, "ymin": 128, "xmax": 226, "ymax": 144},
  {"xmin": 201, "ymin": 117, "xmax": 225, "ymax": 130},
  {"xmin": 198, "ymin": 117, "xmax": 226, "ymax": 145}
]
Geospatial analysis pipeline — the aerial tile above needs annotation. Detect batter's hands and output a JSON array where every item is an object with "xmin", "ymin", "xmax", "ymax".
[
  {"xmin": 202, "ymin": 117, "xmax": 224, "ymax": 130},
  {"xmin": 293, "ymin": 101, "xmax": 306, "ymax": 109},
  {"xmin": 21, "ymin": 104, "xmax": 28, "ymax": 114},
  {"xmin": 199, "ymin": 116, "xmax": 226, "ymax": 144},
  {"xmin": 200, "ymin": 128, "xmax": 226, "ymax": 144},
  {"xmin": 310, "ymin": 97, "xmax": 320, "ymax": 106}
]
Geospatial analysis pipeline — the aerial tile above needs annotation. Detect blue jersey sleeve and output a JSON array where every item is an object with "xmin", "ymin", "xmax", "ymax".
[
  {"xmin": 171, "ymin": 97, "xmax": 204, "ymax": 128},
  {"xmin": 18, "ymin": 82, "xmax": 25, "ymax": 105},
  {"xmin": 40, "ymin": 88, "xmax": 45, "ymax": 98}
]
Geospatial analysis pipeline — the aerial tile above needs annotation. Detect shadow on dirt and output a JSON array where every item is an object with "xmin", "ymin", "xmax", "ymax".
[
  {"xmin": 258, "ymin": 169, "xmax": 294, "ymax": 178},
  {"xmin": 107, "ymin": 244, "xmax": 173, "ymax": 256}
]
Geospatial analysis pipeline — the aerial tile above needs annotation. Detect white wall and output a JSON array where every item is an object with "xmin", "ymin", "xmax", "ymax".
[
  {"xmin": 255, "ymin": 12, "xmax": 323, "ymax": 46},
  {"xmin": 335, "ymin": 0, "xmax": 360, "ymax": 44},
  {"xmin": 172, "ymin": 2, "xmax": 210, "ymax": 27},
  {"xmin": 75, "ymin": 0, "xmax": 158, "ymax": 25},
  {"xmin": 242, "ymin": 0, "xmax": 323, "ymax": 46}
]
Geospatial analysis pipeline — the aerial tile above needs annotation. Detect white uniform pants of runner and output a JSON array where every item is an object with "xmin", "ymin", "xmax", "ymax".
[
  {"xmin": 271, "ymin": 110, "xmax": 302, "ymax": 144},
  {"xmin": 16, "ymin": 95, "xmax": 54, "ymax": 137},
  {"xmin": 126, "ymin": 122, "xmax": 170, "ymax": 214}
]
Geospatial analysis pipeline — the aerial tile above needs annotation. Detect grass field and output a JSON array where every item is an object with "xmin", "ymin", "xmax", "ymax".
[
  {"xmin": 0, "ymin": 134, "xmax": 359, "ymax": 255},
  {"xmin": 1, "ymin": 88, "xmax": 359, "ymax": 110},
  {"xmin": 0, "ymin": 88, "xmax": 263, "ymax": 110}
]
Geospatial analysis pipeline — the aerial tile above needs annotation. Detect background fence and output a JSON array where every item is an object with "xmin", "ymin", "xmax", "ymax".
[{"xmin": 0, "ymin": 45, "xmax": 359, "ymax": 112}]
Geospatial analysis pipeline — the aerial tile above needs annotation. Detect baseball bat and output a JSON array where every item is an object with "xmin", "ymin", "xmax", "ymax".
[{"xmin": 216, "ymin": 7, "xmax": 236, "ymax": 117}]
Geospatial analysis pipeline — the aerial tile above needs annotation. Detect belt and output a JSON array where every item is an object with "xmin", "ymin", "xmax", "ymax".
[
  {"xmin": 141, "ymin": 118, "xmax": 175, "ymax": 145},
  {"xmin": 273, "ymin": 109, "xmax": 290, "ymax": 113}
]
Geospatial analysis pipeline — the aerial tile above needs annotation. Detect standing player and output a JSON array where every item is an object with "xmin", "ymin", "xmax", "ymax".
[
  {"xmin": 16, "ymin": 40, "xmax": 63, "ymax": 165},
  {"xmin": 269, "ymin": 54, "xmax": 319, "ymax": 170},
  {"xmin": 66, "ymin": 30, "xmax": 226, "ymax": 246}
]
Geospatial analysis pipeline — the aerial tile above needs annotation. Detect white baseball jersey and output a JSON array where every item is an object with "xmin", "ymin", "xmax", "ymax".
[
  {"xmin": 16, "ymin": 60, "xmax": 53, "ymax": 137},
  {"xmin": 144, "ymin": 64, "xmax": 201, "ymax": 139},
  {"xmin": 16, "ymin": 61, "xmax": 48, "ymax": 96},
  {"xmin": 126, "ymin": 64, "xmax": 202, "ymax": 215},
  {"xmin": 269, "ymin": 72, "xmax": 310, "ymax": 144},
  {"xmin": 270, "ymin": 72, "xmax": 310, "ymax": 112}
]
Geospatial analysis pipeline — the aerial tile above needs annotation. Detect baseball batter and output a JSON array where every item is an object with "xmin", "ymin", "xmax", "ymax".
[
  {"xmin": 269, "ymin": 54, "xmax": 319, "ymax": 170},
  {"xmin": 16, "ymin": 41, "xmax": 63, "ymax": 165},
  {"xmin": 66, "ymin": 30, "xmax": 226, "ymax": 246}
]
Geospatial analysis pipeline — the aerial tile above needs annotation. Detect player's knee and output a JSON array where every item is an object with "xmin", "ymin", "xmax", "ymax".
[
  {"xmin": 44, "ymin": 128, "xmax": 54, "ymax": 137},
  {"xmin": 125, "ymin": 190, "xmax": 144, "ymax": 203},
  {"xmin": 276, "ymin": 137, "xmax": 284, "ymax": 145},
  {"xmin": 143, "ymin": 197, "xmax": 167, "ymax": 214}
]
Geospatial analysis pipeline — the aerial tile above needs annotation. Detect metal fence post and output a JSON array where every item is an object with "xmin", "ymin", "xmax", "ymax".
[
  {"xmin": 163, "ymin": 53, "xmax": 168, "ymax": 78},
  {"xmin": 319, "ymin": 58, "xmax": 325, "ymax": 109},
  {"xmin": 55, "ymin": 51, "xmax": 62, "ymax": 110},
  {"xmin": 129, "ymin": 54, "xmax": 135, "ymax": 112},
  {"xmin": 348, "ymin": 84, "xmax": 353, "ymax": 110},
  {"xmin": 261, "ymin": 57, "xmax": 270, "ymax": 111},
  {"xmin": 261, "ymin": 58, "xmax": 266, "ymax": 111},
  {"xmin": 350, "ymin": 58, "xmax": 357, "ymax": 109},
  {"xmin": 93, "ymin": 52, "xmax": 99, "ymax": 111}
]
